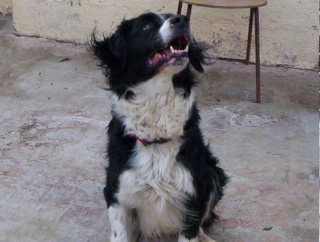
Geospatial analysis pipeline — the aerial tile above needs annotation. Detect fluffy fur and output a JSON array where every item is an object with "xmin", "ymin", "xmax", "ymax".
[{"xmin": 91, "ymin": 12, "xmax": 229, "ymax": 242}]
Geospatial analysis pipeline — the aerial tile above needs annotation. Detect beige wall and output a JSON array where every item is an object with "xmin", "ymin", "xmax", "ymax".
[
  {"xmin": 0, "ymin": 0, "xmax": 12, "ymax": 15},
  {"xmin": 12, "ymin": 0, "xmax": 318, "ymax": 69}
]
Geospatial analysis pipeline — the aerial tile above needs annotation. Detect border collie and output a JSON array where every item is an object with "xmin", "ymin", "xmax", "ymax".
[{"xmin": 92, "ymin": 12, "xmax": 229, "ymax": 242}]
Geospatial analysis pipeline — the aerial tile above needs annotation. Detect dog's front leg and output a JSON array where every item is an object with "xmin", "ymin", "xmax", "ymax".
[
  {"xmin": 178, "ymin": 196, "xmax": 217, "ymax": 242},
  {"xmin": 108, "ymin": 204, "xmax": 129, "ymax": 242},
  {"xmin": 108, "ymin": 205, "xmax": 140, "ymax": 242},
  {"xmin": 178, "ymin": 209, "xmax": 202, "ymax": 242}
]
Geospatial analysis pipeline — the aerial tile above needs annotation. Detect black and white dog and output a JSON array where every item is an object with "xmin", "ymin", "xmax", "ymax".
[{"xmin": 92, "ymin": 13, "xmax": 229, "ymax": 242}]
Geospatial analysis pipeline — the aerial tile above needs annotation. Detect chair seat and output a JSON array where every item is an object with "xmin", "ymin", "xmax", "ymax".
[{"xmin": 179, "ymin": 0, "xmax": 267, "ymax": 9}]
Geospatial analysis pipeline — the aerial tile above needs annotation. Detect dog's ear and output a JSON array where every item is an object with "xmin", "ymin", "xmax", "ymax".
[
  {"xmin": 107, "ymin": 19, "xmax": 132, "ymax": 59},
  {"xmin": 188, "ymin": 40, "xmax": 212, "ymax": 73},
  {"xmin": 91, "ymin": 19, "xmax": 132, "ymax": 75}
]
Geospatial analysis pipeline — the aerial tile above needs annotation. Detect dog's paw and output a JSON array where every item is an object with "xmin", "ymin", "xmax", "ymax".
[
  {"xmin": 110, "ymin": 232, "xmax": 129, "ymax": 242},
  {"xmin": 177, "ymin": 227, "xmax": 218, "ymax": 242},
  {"xmin": 199, "ymin": 235, "xmax": 217, "ymax": 242},
  {"xmin": 199, "ymin": 228, "xmax": 217, "ymax": 242},
  {"xmin": 177, "ymin": 235, "xmax": 199, "ymax": 242}
]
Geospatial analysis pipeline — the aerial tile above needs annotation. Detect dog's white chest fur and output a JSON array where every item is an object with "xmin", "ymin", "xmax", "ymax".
[
  {"xmin": 112, "ymin": 68, "xmax": 195, "ymax": 140},
  {"xmin": 118, "ymin": 140, "xmax": 195, "ymax": 237},
  {"xmin": 113, "ymin": 70, "xmax": 196, "ymax": 237}
]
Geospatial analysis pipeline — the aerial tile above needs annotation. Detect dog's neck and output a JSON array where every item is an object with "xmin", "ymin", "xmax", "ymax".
[
  {"xmin": 112, "ymin": 67, "xmax": 195, "ymax": 141},
  {"xmin": 131, "ymin": 134, "xmax": 171, "ymax": 146}
]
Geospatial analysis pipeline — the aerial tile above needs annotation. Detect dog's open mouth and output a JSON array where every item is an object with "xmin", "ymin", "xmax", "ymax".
[{"xmin": 148, "ymin": 34, "xmax": 189, "ymax": 66}]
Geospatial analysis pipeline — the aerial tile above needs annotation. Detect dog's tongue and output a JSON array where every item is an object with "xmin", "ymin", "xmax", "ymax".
[
  {"xmin": 162, "ymin": 49, "xmax": 172, "ymax": 59},
  {"xmin": 149, "ymin": 49, "xmax": 172, "ymax": 65}
]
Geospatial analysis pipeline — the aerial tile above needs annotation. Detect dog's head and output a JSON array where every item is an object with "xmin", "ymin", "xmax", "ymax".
[{"xmin": 92, "ymin": 13, "xmax": 207, "ymax": 97}]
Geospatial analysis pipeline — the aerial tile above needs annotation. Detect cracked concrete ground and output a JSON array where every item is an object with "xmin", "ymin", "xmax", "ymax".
[{"xmin": 0, "ymin": 15, "xmax": 318, "ymax": 242}]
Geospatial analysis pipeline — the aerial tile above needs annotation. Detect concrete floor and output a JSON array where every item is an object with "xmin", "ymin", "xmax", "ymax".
[{"xmin": 0, "ymin": 15, "xmax": 318, "ymax": 242}]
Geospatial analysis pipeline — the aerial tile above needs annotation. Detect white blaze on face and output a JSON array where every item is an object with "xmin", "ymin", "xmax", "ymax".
[
  {"xmin": 157, "ymin": 16, "xmax": 189, "ymax": 72},
  {"xmin": 159, "ymin": 16, "xmax": 173, "ymax": 44}
]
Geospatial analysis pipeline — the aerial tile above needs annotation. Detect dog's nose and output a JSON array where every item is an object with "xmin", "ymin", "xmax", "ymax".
[{"xmin": 170, "ymin": 15, "xmax": 189, "ymax": 27}]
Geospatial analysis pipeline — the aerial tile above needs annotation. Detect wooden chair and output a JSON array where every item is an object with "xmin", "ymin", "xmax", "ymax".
[{"xmin": 177, "ymin": 0, "xmax": 267, "ymax": 103}]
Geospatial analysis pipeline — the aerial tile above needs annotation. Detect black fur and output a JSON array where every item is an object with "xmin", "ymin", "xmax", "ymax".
[
  {"xmin": 91, "ymin": 12, "xmax": 208, "ymax": 97},
  {"xmin": 91, "ymin": 12, "xmax": 229, "ymax": 241}
]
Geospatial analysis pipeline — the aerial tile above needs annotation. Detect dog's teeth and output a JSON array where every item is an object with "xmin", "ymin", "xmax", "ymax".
[
  {"xmin": 185, "ymin": 45, "xmax": 189, "ymax": 52},
  {"xmin": 170, "ymin": 46, "xmax": 174, "ymax": 53}
]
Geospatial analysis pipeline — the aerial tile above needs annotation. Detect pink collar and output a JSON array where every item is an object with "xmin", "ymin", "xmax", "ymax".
[{"xmin": 131, "ymin": 135, "xmax": 171, "ymax": 146}]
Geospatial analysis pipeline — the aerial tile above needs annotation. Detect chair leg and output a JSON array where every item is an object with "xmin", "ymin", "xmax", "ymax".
[
  {"xmin": 254, "ymin": 7, "xmax": 261, "ymax": 103},
  {"xmin": 186, "ymin": 4, "xmax": 192, "ymax": 18},
  {"xmin": 245, "ymin": 8, "xmax": 254, "ymax": 65},
  {"xmin": 177, "ymin": 1, "xmax": 182, "ymax": 14}
]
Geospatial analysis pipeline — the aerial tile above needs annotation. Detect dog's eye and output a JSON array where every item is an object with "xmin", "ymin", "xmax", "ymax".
[{"xmin": 143, "ymin": 24, "xmax": 151, "ymax": 31}]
